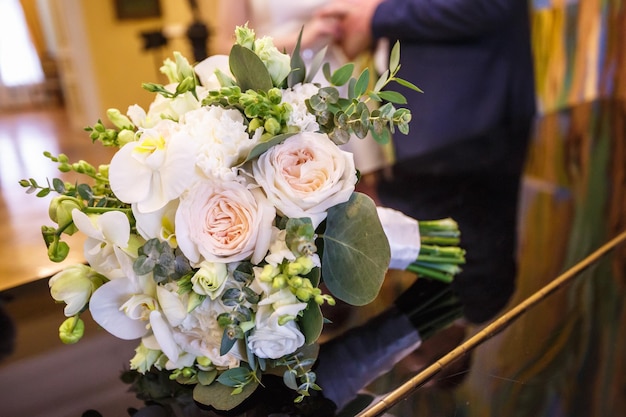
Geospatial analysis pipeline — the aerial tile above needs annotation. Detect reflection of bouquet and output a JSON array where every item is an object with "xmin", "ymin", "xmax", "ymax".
[{"xmin": 21, "ymin": 25, "xmax": 464, "ymax": 414}]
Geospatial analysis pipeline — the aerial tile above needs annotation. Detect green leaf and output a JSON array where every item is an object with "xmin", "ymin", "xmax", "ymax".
[
  {"xmin": 373, "ymin": 69, "xmax": 389, "ymax": 92},
  {"xmin": 395, "ymin": 77, "xmax": 424, "ymax": 93},
  {"xmin": 378, "ymin": 90, "xmax": 407, "ymax": 104},
  {"xmin": 216, "ymin": 367, "xmax": 253, "ymax": 387},
  {"xmin": 193, "ymin": 377, "xmax": 259, "ymax": 410},
  {"xmin": 354, "ymin": 68, "xmax": 370, "ymax": 97},
  {"xmin": 321, "ymin": 193, "xmax": 390, "ymax": 305},
  {"xmin": 389, "ymin": 41, "xmax": 401, "ymax": 74},
  {"xmin": 288, "ymin": 28, "xmax": 306, "ymax": 87},
  {"xmin": 241, "ymin": 132, "xmax": 295, "ymax": 164},
  {"xmin": 300, "ymin": 300, "xmax": 323, "ymax": 345},
  {"xmin": 305, "ymin": 46, "xmax": 328, "ymax": 83},
  {"xmin": 229, "ymin": 44, "xmax": 273, "ymax": 92},
  {"xmin": 283, "ymin": 370, "xmax": 298, "ymax": 390},
  {"xmin": 330, "ymin": 63, "xmax": 354, "ymax": 86},
  {"xmin": 322, "ymin": 62, "xmax": 332, "ymax": 83}
]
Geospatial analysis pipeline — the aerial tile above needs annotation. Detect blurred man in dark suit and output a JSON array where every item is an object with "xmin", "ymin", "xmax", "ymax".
[{"xmin": 320, "ymin": 0, "xmax": 536, "ymax": 324}]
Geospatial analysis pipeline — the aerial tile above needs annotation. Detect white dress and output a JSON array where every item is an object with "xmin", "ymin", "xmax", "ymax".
[{"xmin": 244, "ymin": 0, "xmax": 388, "ymax": 174}]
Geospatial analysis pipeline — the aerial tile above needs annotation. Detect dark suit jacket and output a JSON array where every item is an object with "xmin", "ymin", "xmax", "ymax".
[{"xmin": 372, "ymin": 0, "xmax": 536, "ymax": 171}]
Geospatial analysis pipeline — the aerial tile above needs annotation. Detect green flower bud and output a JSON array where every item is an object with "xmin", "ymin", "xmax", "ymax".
[
  {"xmin": 278, "ymin": 314, "xmax": 296, "ymax": 326},
  {"xmin": 272, "ymin": 275, "xmax": 287, "ymax": 289},
  {"xmin": 264, "ymin": 117, "xmax": 281, "ymax": 135},
  {"xmin": 259, "ymin": 264, "xmax": 279, "ymax": 282},
  {"xmin": 295, "ymin": 288, "xmax": 311, "ymax": 302},
  {"xmin": 48, "ymin": 196, "xmax": 82, "ymax": 235},
  {"xmin": 288, "ymin": 276, "xmax": 303, "ymax": 288},
  {"xmin": 106, "ymin": 108, "xmax": 134, "ymax": 130},
  {"xmin": 47, "ymin": 239, "xmax": 70, "ymax": 262},
  {"xmin": 235, "ymin": 24, "xmax": 256, "ymax": 49},
  {"xmin": 58, "ymin": 316, "xmax": 85, "ymax": 344},
  {"xmin": 267, "ymin": 88, "xmax": 282, "ymax": 104},
  {"xmin": 117, "ymin": 129, "xmax": 136, "ymax": 147},
  {"xmin": 248, "ymin": 118, "xmax": 263, "ymax": 133},
  {"xmin": 175, "ymin": 52, "xmax": 195, "ymax": 81},
  {"xmin": 160, "ymin": 57, "xmax": 179, "ymax": 83},
  {"xmin": 196, "ymin": 356, "xmax": 212, "ymax": 368}
]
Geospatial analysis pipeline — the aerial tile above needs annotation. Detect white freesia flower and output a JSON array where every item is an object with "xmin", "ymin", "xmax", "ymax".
[
  {"xmin": 281, "ymin": 83, "xmax": 320, "ymax": 132},
  {"xmin": 254, "ymin": 36, "xmax": 291, "ymax": 87},
  {"xmin": 71, "ymin": 209, "xmax": 141, "ymax": 279},
  {"xmin": 109, "ymin": 120, "xmax": 197, "ymax": 214},
  {"xmin": 176, "ymin": 180, "xmax": 275, "ymax": 265},
  {"xmin": 252, "ymin": 132, "xmax": 357, "ymax": 228},
  {"xmin": 49, "ymin": 264, "xmax": 106, "ymax": 316},
  {"xmin": 179, "ymin": 106, "xmax": 260, "ymax": 181}
]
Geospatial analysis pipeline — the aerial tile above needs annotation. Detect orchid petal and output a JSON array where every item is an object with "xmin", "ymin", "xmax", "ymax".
[
  {"xmin": 156, "ymin": 286, "xmax": 187, "ymax": 327},
  {"xmin": 150, "ymin": 310, "xmax": 180, "ymax": 362},
  {"xmin": 89, "ymin": 278, "xmax": 149, "ymax": 340}
]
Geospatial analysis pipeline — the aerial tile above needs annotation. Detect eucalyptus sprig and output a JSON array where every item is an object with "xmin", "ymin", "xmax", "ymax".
[{"xmin": 306, "ymin": 41, "xmax": 422, "ymax": 145}]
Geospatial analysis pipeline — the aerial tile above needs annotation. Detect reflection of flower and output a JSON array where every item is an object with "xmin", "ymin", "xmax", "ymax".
[{"xmin": 22, "ymin": 23, "xmax": 463, "ymax": 414}]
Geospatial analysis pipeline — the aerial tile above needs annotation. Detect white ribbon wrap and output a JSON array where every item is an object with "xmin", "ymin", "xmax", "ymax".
[{"xmin": 376, "ymin": 206, "xmax": 421, "ymax": 270}]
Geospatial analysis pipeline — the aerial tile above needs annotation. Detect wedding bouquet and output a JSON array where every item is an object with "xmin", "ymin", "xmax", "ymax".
[{"xmin": 21, "ymin": 25, "xmax": 465, "ymax": 414}]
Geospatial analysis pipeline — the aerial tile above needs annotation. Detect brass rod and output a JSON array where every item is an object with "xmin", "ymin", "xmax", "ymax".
[{"xmin": 357, "ymin": 229, "xmax": 626, "ymax": 417}]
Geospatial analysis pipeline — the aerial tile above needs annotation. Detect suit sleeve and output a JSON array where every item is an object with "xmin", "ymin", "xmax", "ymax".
[{"xmin": 372, "ymin": 0, "xmax": 525, "ymax": 41}]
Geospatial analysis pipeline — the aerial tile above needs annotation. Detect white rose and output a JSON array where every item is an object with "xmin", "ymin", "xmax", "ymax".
[
  {"xmin": 175, "ymin": 180, "xmax": 276, "ymax": 265},
  {"xmin": 252, "ymin": 132, "xmax": 357, "ymax": 228}
]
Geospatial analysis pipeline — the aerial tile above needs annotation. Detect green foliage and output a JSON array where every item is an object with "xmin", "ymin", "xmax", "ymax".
[
  {"xmin": 229, "ymin": 44, "xmax": 274, "ymax": 92},
  {"xmin": 321, "ymin": 192, "xmax": 390, "ymax": 305},
  {"xmin": 134, "ymin": 238, "xmax": 192, "ymax": 283}
]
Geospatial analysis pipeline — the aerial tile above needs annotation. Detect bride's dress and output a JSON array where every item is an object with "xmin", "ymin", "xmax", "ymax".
[{"xmin": 246, "ymin": 0, "xmax": 388, "ymax": 175}]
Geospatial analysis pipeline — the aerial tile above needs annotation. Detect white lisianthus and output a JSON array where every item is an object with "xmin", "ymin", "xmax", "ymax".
[
  {"xmin": 252, "ymin": 132, "xmax": 357, "ymax": 228},
  {"xmin": 132, "ymin": 200, "xmax": 179, "ymax": 247},
  {"xmin": 129, "ymin": 341, "xmax": 162, "ymax": 374},
  {"xmin": 180, "ymin": 106, "xmax": 260, "ymax": 181},
  {"xmin": 109, "ymin": 120, "xmax": 196, "ymax": 214},
  {"xmin": 248, "ymin": 289, "xmax": 307, "ymax": 359},
  {"xmin": 175, "ymin": 180, "xmax": 276, "ymax": 265},
  {"xmin": 71, "ymin": 209, "xmax": 142, "ymax": 279},
  {"xmin": 49, "ymin": 264, "xmax": 106, "ymax": 316},
  {"xmin": 191, "ymin": 261, "xmax": 229, "ymax": 300},
  {"xmin": 253, "ymin": 36, "xmax": 291, "ymax": 87},
  {"xmin": 281, "ymin": 83, "xmax": 320, "ymax": 132}
]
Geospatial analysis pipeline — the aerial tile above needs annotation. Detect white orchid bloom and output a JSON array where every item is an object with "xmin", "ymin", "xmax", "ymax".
[
  {"xmin": 194, "ymin": 54, "xmax": 231, "ymax": 89},
  {"xmin": 71, "ymin": 209, "xmax": 141, "ymax": 280},
  {"xmin": 132, "ymin": 200, "xmax": 179, "ymax": 247},
  {"xmin": 89, "ymin": 273, "xmax": 157, "ymax": 340},
  {"xmin": 109, "ymin": 120, "xmax": 197, "ymax": 214}
]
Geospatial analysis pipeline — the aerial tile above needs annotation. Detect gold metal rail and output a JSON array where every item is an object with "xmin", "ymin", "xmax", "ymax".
[{"xmin": 358, "ymin": 229, "xmax": 626, "ymax": 417}]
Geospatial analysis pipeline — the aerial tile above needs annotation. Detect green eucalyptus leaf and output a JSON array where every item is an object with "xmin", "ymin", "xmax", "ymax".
[
  {"xmin": 283, "ymin": 370, "xmax": 298, "ymax": 390},
  {"xmin": 389, "ymin": 41, "xmax": 401, "ymax": 73},
  {"xmin": 216, "ymin": 367, "xmax": 253, "ymax": 387},
  {"xmin": 241, "ymin": 132, "xmax": 295, "ymax": 164},
  {"xmin": 371, "ymin": 125, "xmax": 391, "ymax": 145},
  {"xmin": 395, "ymin": 77, "xmax": 424, "ymax": 93},
  {"xmin": 193, "ymin": 377, "xmax": 258, "ymax": 410},
  {"xmin": 378, "ymin": 90, "xmax": 408, "ymax": 104},
  {"xmin": 373, "ymin": 69, "xmax": 389, "ymax": 92},
  {"xmin": 229, "ymin": 44, "xmax": 273, "ymax": 92},
  {"xmin": 305, "ymin": 46, "xmax": 328, "ymax": 83},
  {"xmin": 52, "ymin": 178, "xmax": 66, "ymax": 193},
  {"xmin": 322, "ymin": 62, "xmax": 332, "ymax": 83},
  {"xmin": 330, "ymin": 63, "xmax": 354, "ymax": 86},
  {"xmin": 354, "ymin": 68, "xmax": 370, "ymax": 97},
  {"xmin": 300, "ymin": 300, "xmax": 323, "ymax": 345},
  {"xmin": 288, "ymin": 28, "xmax": 306, "ymax": 87},
  {"xmin": 197, "ymin": 369, "xmax": 218, "ymax": 386},
  {"xmin": 321, "ymin": 192, "xmax": 390, "ymax": 305}
]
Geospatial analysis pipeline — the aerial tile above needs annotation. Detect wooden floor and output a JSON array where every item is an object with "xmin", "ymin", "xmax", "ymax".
[{"xmin": 0, "ymin": 107, "xmax": 115, "ymax": 291}]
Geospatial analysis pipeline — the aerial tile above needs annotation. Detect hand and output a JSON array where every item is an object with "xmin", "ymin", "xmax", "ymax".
[
  {"xmin": 299, "ymin": 16, "xmax": 342, "ymax": 50},
  {"xmin": 317, "ymin": 0, "xmax": 384, "ymax": 59}
]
